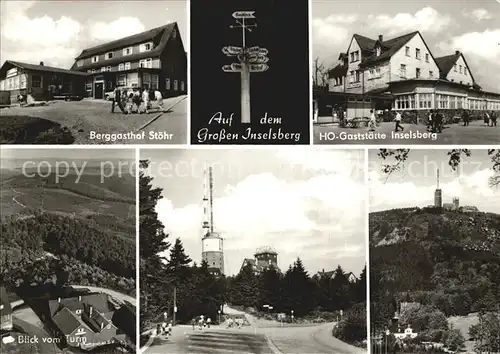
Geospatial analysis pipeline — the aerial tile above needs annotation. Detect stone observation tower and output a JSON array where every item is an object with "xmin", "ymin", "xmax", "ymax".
[
  {"xmin": 201, "ymin": 166, "xmax": 224, "ymax": 275},
  {"xmin": 254, "ymin": 247, "xmax": 278, "ymax": 269},
  {"xmin": 434, "ymin": 168, "xmax": 442, "ymax": 208}
]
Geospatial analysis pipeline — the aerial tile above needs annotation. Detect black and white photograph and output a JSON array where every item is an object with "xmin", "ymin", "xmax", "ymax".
[
  {"xmin": 369, "ymin": 149, "xmax": 500, "ymax": 353},
  {"xmin": 0, "ymin": 0, "xmax": 187, "ymax": 145},
  {"xmin": 312, "ymin": 0, "xmax": 500, "ymax": 145},
  {"xmin": 139, "ymin": 148, "xmax": 367, "ymax": 353},
  {"xmin": 0, "ymin": 148, "xmax": 137, "ymax": 353},
  {"xmin": 190, "ymin": 0, "xmax": 310, "ymax": 145}
]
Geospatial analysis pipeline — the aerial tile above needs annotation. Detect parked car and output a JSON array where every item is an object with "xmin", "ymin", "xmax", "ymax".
[{"xmin": 104, "ymin": 87, "xmax": 135, "ymax": 101}]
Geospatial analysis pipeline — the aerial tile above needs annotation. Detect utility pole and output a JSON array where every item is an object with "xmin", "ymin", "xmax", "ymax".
[
  {"xmin": 222, "ymin": 11, "xmax": 269, "ymax": 124},
  {"xmin": 173, "ymin": 287, "xmax": 177, "ymax": 326}
]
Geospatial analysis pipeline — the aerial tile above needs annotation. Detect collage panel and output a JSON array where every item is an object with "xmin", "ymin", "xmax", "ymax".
[
  {"xmin": 139, "ymin": 148, "xmax": 367, "ymax": 353},
  {"xmin": 369, "ymin": 149, "xmax": 500, "ymax": 353},
  {"xmin": 0, "ymin": 148, "xmax": 137, "ymax": 353},
  {"xmin": 311, "ymin": 0, "xmax": 500, "ymax": 145},
  {"xmin": 0, "ymin": 0, "xmax": 188, "ymax": 145},
  {"xmin": 190, "ymin": 0, "xmax": 311, "ymax": 145}
]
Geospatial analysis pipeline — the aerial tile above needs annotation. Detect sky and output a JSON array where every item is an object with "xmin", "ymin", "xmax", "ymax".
[
  {"xmin": 312, "ymin": 0, "xmax": 500, "ymax": 92},
  {"xmin": 0, "ymin": 0, "xmax": 187, "ymax": 69},
  {"xmin": 142, "ymin": 148, "xmax": 367, "ymax": 277},
  {"xmin": 369, "ymin": 149, "xmax": 500, "ymax": 214}
]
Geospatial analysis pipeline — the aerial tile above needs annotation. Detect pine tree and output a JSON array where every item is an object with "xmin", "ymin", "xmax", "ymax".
[
  {"xmin": 166, "ymin": 238, "xmax": 192, "ymax": 279},
  {"xmin": 232, "ymin": 262, "xmax": 259, "ymax": 308},
  {"xmin": 139, "ymin": 159, "xmax": 170, "ymax": 331},
  {"xmin": 258, "ymin": 265, "xmax": 281, "ymax": 308}
]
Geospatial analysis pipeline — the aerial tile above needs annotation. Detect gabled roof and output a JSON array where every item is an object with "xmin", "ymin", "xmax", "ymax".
[
  {"xmin": 75, "ymin": 22, "xmax": 176, "ymax": 60},
  {"xmin": 328, "ymin": 64, "xmax": 348, "ymax": 78},
  {"xmin": 0, "ymin": 287, "xmax": 13, "ymax": 315},
  {"xmin": 52, "ymin": 307, "xmax": 82, "ymax": 335},
  {"xmin": 0, "ymin": 60, "xmax": 88, "ymax": 77},
  {"xmin": 434, "ymin": 52, "xmax": 461, "ymax": 78},
  {"xmin": 49, "ymin": 293, "xmax": 113, "ymax": 317},
  {"xmin": 353, "ymin": 34, "xmax": 377, "ymax": 51},
  {"xmin": 360, "ymin": 31, "xmax": 419, "ymax": 66},
  {"xmin": 72, "ymin": 22, "xmax": 183, "ymax": 71}
]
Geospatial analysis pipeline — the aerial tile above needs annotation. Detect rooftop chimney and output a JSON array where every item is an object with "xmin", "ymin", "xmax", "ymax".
[
  {"xmin": 455, "ymin": 50, "xmax": 460, "ymax": 55},
  {"xmin": 39, "ymin": 61, "xmax": 44, "ymax": 66},
  {"xmin": 378, "ymin": 35, "xmax": 383, "ymax": 42}
]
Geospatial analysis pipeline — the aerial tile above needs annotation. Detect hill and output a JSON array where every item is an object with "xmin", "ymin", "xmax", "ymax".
[{"xmin": 370, "ymin": 207, "xmax": 500, "ymax": 317}]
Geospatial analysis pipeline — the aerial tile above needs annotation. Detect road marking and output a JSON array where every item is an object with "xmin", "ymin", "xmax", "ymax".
[
  {"xmin": 135, "ymin": 95, "xmax": 187, "ymax": 132},
  {"xmin": 265, "ymin": 334, "xmax": 284, "ymax": 354}
]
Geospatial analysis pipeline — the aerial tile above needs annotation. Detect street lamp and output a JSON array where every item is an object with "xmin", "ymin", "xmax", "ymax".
[
  {"xmin": 385, "ymin": 329, "xmax": 390, "ymax": 354},
  {"xmin": 291, "ymin": 310, "xmax": 294, "ymax": 323},
  {"xmin": 218, "ymin": 310, "xmax": 221, "ymax": 325}
]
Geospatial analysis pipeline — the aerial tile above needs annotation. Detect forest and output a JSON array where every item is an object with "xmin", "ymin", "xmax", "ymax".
[
  {"xmin": 0, "ymin": 211, "xmax": 136, "ymax": 297},
  {"xmin": 139, "ymin": 159, "xmax": 367, "ymax": 347}
]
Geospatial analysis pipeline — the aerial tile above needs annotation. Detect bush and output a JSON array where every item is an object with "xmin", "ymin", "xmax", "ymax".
[{"xmin": 332, "ymin": 303, "xmax": 366, "ymax": 346}]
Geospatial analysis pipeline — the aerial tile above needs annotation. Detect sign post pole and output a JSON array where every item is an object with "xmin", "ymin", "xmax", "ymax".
[{"xmin": 222, "ymin": 11, "xmax": 269, "ymax": 124}]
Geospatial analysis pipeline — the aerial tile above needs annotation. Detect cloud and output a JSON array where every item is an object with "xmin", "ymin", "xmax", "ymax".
[
  {"xmin": 369, "ymin": 7, "xmax": 451, "ymax": 35},
  {"xmin": 438, "ymin": 29, "xmax": 500, "ymax": 62},
  {"xmin": 370, "ymin": 169, "xmax": 500, "ymax": 212},
  {"xmin": 156, "ymin": 167, "xmax": 365, "ymax": 275},
  {"xmin": 463, "ymin": 8, "xmax": 493, "ymax": 21},
  {"xmin": 312, "ymin": 15, "xmax": 352, "ymax": 49},
  {"xmin": 89, "ymin": 17, "xmax": 145, "ymax": 41}
]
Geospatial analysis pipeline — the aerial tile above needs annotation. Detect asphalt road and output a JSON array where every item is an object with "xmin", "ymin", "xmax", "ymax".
[{"xmin": 313, "ymin": 120, "xmax": 499, "ymax": 145}]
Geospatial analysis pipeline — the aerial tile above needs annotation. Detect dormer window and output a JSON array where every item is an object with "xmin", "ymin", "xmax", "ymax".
[
  {"xmin": 91, "ymin": 56, "xmax": 99, "ymax": 63},
  {"xmin": 172, "ymin": 29, "xmax": 177, "ymax": 38},
  {"xmin": 376, "ymin": 46, "xmax": 381, "ymax": 57},
  {"xmin": 76, "ymin": 60, "xmax": 83, "ymax": 67},
  {"xmin": 118, "ymin": 63, "xmax": 124, "ymax": 71},
  {"xmin": 123, "ymin": 47, "xmax": 133, "ymax": 56},
  {"xmin": 140, "ymin": 42, "xmax": 153, "ymax": 52},
  {"xmin": 105, "ymin": 52, "xmax": 113, "ymax": 60}
]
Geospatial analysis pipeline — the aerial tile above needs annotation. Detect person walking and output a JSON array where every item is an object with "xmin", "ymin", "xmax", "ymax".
[
  {"xmin": 484, "ymin": 111, "xmax": 490, "ymax": 126},
  {"xmin": 111, "ymin": 86, "xmax": 123, "ymax": 113},
  {"xmin": 167, "ymin": 321, "xmax": 172, "ymax": 337},
  {"xmin": 394, "ymin": 111, "xmax": 404, "ymax": 132},
  {"xmin": 369, "ymin": 109, "xmax": 377, "ymax": 132},
  {"xmin": 207, "ymin": 317, "xmax": 211, "ymax": 329},
  {"xmin": 192, "ymin": 318, "xmax": 196, "ymax": 330},
  {"xmin": 154, "ymin": 89, "xmax": 164, "ymax": 111},
  {"xmin": 462, "ymin": 109, "xmax": 470, "ymax": 126},
  {"xmin": 141, "ymin": 87, "xmax": 150, "ymax": 114},
  {"xmin": 490, "ymin": 110, "xmax": 497, "ymax": 127}
]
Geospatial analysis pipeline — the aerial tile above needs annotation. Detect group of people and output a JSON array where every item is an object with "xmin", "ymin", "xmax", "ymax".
[
  {"xmin": 157, "ymin": 320, "xmax": 173, "ymax": 337},
  {"xmin": 369, "ymin": 109, "xmax": 405, "ymax": 133},
  {"xmin": 481, "ymin": 110, "xmax": 498, "ymax": 127},
  {"xmin": 191, "ymin": 315, "xmax": 212, "ymax": 330},
  {"xmin": 226, "ymin": 317, "xmax": 244, "ymax": 329},
  {"xmin": 111, "ymin": 86, "xmax": 164, "ymax": 114},
  {"xmin": 426, "ymin": 110, "xmax": 444, "ymax": 133}
]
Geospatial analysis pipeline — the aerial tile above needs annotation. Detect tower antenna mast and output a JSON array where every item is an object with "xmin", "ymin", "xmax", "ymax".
[
  {"xmin": 437, "ymin": 168, "xmax": 440, "ymax": 189},
  {"xmin": 209, "ymin": 166, "xmax": 214, "ymax": 233}
]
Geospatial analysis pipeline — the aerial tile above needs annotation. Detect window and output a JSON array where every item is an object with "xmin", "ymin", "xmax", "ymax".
[
  {"xmin": 101, "ymin": 67, "xmax": 106, "ymax": 72},
  {"xmin": 140, "ymin": 42, "xmax": 152, "ymax": 52},
  {"xmin": 349, "ymin": 70, "xmax": 354, "ymax": 83},
  {"xmin": 123, "ymin": 47, "xmax": 133, "ymax": 56},
  {"xmin": 125, "ymin": 62, "xmax": 131, "ymax": 70},
  {"xmin": 87, "ymin": 69, "xmax": 92, "ymax": 73},
  {"xmin": 416, "ymin": 68, "xmax": 421, "ymax": 78},
  {"xmin": 454, "ymin": 64, "xmax": 457, "ymax": 72},
  {"xmin": 464, "ymin": 67, "xmax": 468, "ymax": 75},
  {"xmin": 77, "ymin": 60, "xmax": 84, "ymax": 67},
  {"xmin": 118, "ymin": 63, "xmax": 124, "ymax": 71},
  {"xmin": 354, "ymin": 51, "xmax": 359, "ymax": 61},
  {"xmin": 165, "ymin": 78, "xmax": 170, "ymax": 90},
  {"xmin": 459, "ymin": 65, "xmax": 462, "ymax": 73},
  {"xmin": 172, "ymin": 29, "xmax": 177, "ymax": 38},
  {"xmin": 376, "ymin": 67, "xmax": 381, "ymax": 77},
  {"xmin": 181, "ymin": 81, "xmax": 185, "ymax": 91},
  {"xmin": 105, "ymin": 52, "xmax": 113, "ymax": 60},
  {"xmin": 76, "ymin": 328, "xmax": 85, "ymax": 334},
  {"xmin": 117, "ymin": 74, "xmax": 126, "ymax": 86},
  {"xmin": 425, "ymin": 53, "xmax": 429, "ymax": 62},
  {"xmin": 419, "ymin": 93, "xmax": 432, "ymax": 109},
  {"xmin": 429, "ymin": 70, "xmax": 434, "ymax": 78},
  {"xmin": 139, "ymin": 58, "xmax": 153, "ymax": 68},
  {"xmin": 415, "ymin": 48, "xmax": 421, "ymax": 60},
  {"xmin": 355, "ymin": 70, "xmax": 360, "ymax": 82},
  {"xmin": 405, "ymin": 46, "xmax": 410, "ymax": 56},
  {"xmin": 437, "ymin": 94, "xmax": 449, "ymax": 109},
  {"xmin": 20, "ymin": 75, "xmax": 26, "ymax": 89},
  {"xmin": 369, "ymin": 68, "xmax": 374, "ymax": 79},
  {"xmin": 350, "ymin": 52, "xmax": 354, "ymax": 62},
  {"xmin": 400, "ymin": 64, "xmax": 406, "ymax": 78},
  {"xmin": 143, "ymin": 73, "xmax": 151, "ymax": 89},
  {"xmin": 106, "ymin": 66, "xmax": 111, "ymax": 72},
  {"xmin": 32, "ymin": 75, "xmax": 42, "ymax": 88},
  {"xmin": 174, "ymin": 80, "xmax": 178, "ymax": 91},
  {"xmin": 92, "ymin": 56, "xmax": 99, "ymax": 63},
  {"xmin": 91, "ymin": 69, "xmax": 96, "ymax": 73},
  {"xmin": 376, "ymin": 47, "xmax": 381, "ymax": 56},
  {"xmin": 151, "ymin": 74, "xmax": 159, "ymax": 90}
]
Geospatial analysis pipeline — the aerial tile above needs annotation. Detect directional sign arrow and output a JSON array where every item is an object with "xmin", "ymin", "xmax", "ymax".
[
  {"xmin": 222, "ymin": 65, "xmax": 240, "ymax": 73},
  {"xmin": 232, "ymin": 11, "xmax": 255, "ymax": 19},
  {"xmin": 237, "ymin": 54, "xmax": 246, "ymax": 62},
  {"xmin": 258, "ymin": 48, "xmax": 268, "ymax": 56},
  {"xmin": 246, "ymin": 46, "xmax": 260, "ymax": 54},
  {"xmin": 248, "ymin": 55, "xmax": 269, "ymax": 64},
  {"xmin": 231, "ymin": 63, "xmax": 243, "ymax": 71},
  {"xmin": 222, "ymin": 46, "xmax": 243, "ymax": 56},
  {"xmin": 249, "ymin": 64, "xmax": 269, "ymax": 72}
]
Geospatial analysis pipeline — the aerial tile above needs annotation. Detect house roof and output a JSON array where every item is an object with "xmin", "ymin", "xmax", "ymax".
[
  {"xmin": 75, "ymin": 22, "xmax": 176, "ymax": 59},
  {"xmin": 434, "ymin": 52, "xmax": 461, "ymax": 78},
  {"xmin": 360, "ymin": 31, "xmax": 419, "ymax": 66},
  {"xmin": 73, "ymin": 22, "xmax": 183, "ymax": 71},
  {"xmin": 352, "ymin": 34, "xmax": 377, "ymax": 51},
  {"xmin": 49, "ymin": 293, "xmax": 113, "ymax": 317},
  {"xmin": 0, "ymin": 60, "xmax": 88, "ymax": 77},
  {"xmin": 52, "ymin": 307, "xmax": 82, "ymax": 335},
  {"xmin": 328, "ymin": 64, "xmax": 348, "ymax": 78},
  {"xmin": 82, "ymin": 305, "xmax": 111, "ymax": 332},
  {"xmin": 0, "ymin": 287, "xmax": 13, "ymax": 315}
]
